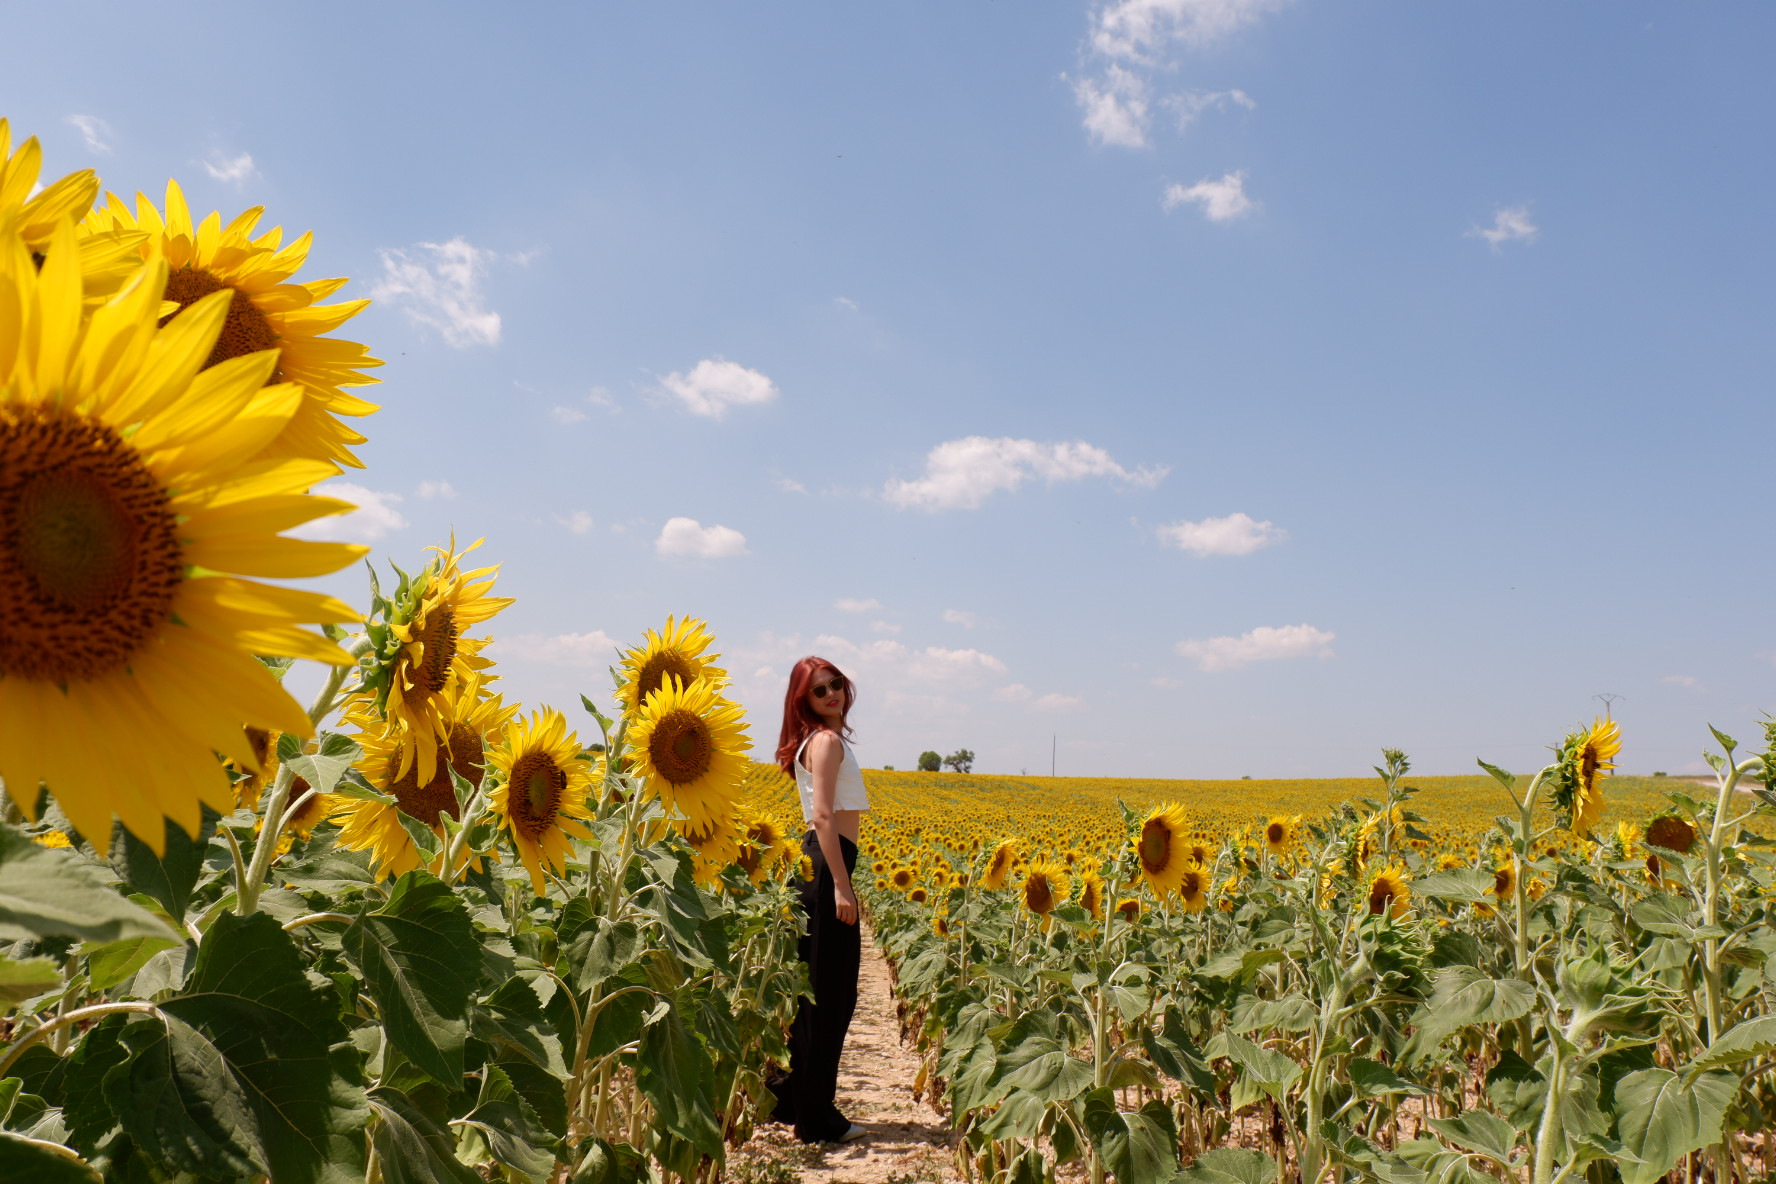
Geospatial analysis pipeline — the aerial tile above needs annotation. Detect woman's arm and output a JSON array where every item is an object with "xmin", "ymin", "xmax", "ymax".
[{"xmin": 806, "ymin": 731, "xmax": 858, "ymax": 925}]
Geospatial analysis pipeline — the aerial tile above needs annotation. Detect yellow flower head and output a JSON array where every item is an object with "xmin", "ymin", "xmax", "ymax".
[
  {"xmin": 83, "ymin": 180, "xmax": 383, "ymax": 470},
  {"xmin": 1114, "ymin": 896, "xmax": 1144, "ymax": 922},
  {"xmin": 0, "ymin": 220, "xmax": 365, "ymax": 850},
  {"xmin": 489, "ymin": 708, "xmax": 596, "ymax": 896},
  {"xmin": 1645, "ymin": 813, "xmax": 1696, "ymax": 854},
  {"xmin": 1134, "ymin": 803, "xmax": 1190, "ymax": 897},
  {"xmin": 679, "ymin": 814, "xmax": 742, "ymax": 888},
  {"xmin": 982, "ymin": 838, "xmax": 1018, "ymax": 890},
  {"xmin": 626, "ymin": 674, "xmax": 751, "ymax": 832},
  {"xmin": 1078, "ymin": 872, "xmax": 1105, "ymax": 920},
  {"xmin": 618, "ymin": 614, "xmax": 728, "ymax": 714},
  {"xmin": 734, "ymin": 812, "xmax": 793, "ymax": 883},
  {"xmin": 1367, "ymin": 866, "xmax": 1410, "ymax": 919},
  {"xmin": 1177, "ymin": 864, "xmax": 1210, "ymax": 914},
  {"xmin": 1556, "ymin": 717, "xmax": 1620, "ymax": 837},
  {"xmin": 1264, "ymin": 815, "xmax": 1299, "ymax": 858},
  {"xmin": 1020, "ymin": 860, "xmax": 1071, "ymax": 918}
]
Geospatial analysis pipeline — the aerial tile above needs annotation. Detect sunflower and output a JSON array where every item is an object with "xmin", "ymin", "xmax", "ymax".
[
  {"xmin": 1264, "ymin": 815, "xmax": 1299, "ymax": 858},
  {"xmin": 1134, "ymin": 803, "xmax": 1190, "ymax": 898},
  {"xmin": 799, "ymin": 855, "xmax": 815, "ymax": 882},
  {"xmin": 0, "ymin": 222, "xmax": 365, "ymax": 851},
  {"xmin": 982, "ymin": 839, "xmax": 1018, "ymax": 890},
  {"xmin": 933, "ymin": 914, "xmax": 952, "ymax": 938},
  {"xmin": 1368, "ymin": 867, "xmax": 1410, "ymax": 918},
  {"xmin": 1645, "ymin": 813, "xmax": 1696, "ymax": 853},
  {"xmin": 626, "ymin": 675, "xmax": 751, "ymax": 831},
  {"xmin": 1114, "ymin": 897, "xmax": 1144, "ymax": 922},
  {"xmin": 1078, "ymin": 872, "xmax": 1105, "ymax": 921},
  {"xmin": 1490, "ymin": 864, "xmax": 1516, "ymax": 899},
  {"xmin": 1020, "ymin": 860, "xmax": 1071, "ymax": 919},
  {"xmin": 617, "ymin": 615, "xmax": 728, "ymax": 714},
  {"xmin": 331, "ymin": 679, "xmax": 515, "ymax": 879},
  {"xmin": 1218, "ymin": 874, "xmax": 1241, "ymax": 913},
  {"xmin": 360, "ymin": 539, "xmax": 513, "ymax": 786},
  {"xmin": 735, "ymin": 813, "xmax": 793, "ymax": 883},
  {"xmin": 1177, "ymin": 864, "xmax": 1210, "ymax": 914},
  {"xmin": 82, "ymin": 181, "xmax": 383, "ymax": 471},
  {"xmin": 1554, "ymin": 718, "xmax": 1620, "ymax": 837},
  {"xmin": 229, "ymin": 726, "xmax": 283, "ymax": 812},
  {"xmin": 890, "ymin": 865, "xmax": 916, "ymax": 892},
  {"xmin": 908, "ymin": 886, "xmax": 929, "ymax": 904},
  {"xmin": 489, "ymin": 709, "xmax": 596, "ymax": 896},
  {"xmin": 679, "ymin": 816, "xmax": 742, "ymax": 888},
  {"xmin": 0, "ymin": 121, "xmax": 144, "ymax": 298}
]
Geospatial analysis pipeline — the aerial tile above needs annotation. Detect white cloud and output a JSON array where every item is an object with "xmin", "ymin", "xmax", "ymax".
[
  {"xmin": 587, "ymin": 386, "xmax": 618, "ymax": 410},
  {"xmin": 289, "ymin": 481, "xmax": 407, "ymax": 543},
  {"xmin": 1165, "ymin": 88, "xmax": 1255, "ymax": 130},
  {"xmin": 1662, "ymin": 675, "xmax": 1698, "ymax": 689},
  {"xmin": 993, "ymin": 683, "xmax": 1033, "ymax": 703},
  {"xmin": 371, "ymin": 237, "xmax": 502, "ymax": 347},
  {"xmin": 776, "ymin": 477, "xmax": 808, "ymax": 494},
  {"xmin": 1156, "ymin": 511, "xmax": 1286, "ymax": 556},
  {"xmin": 659, "ymin": 357, "xmax": 779, "ymax": 418},
  {"xmin": 834, "ymin": 296, "xmax": 859, "ymax": 311},
  {"xmin": 1090, "ymin": 0, "xmax": 1295, "ymax": 59},
  {"xmin": 1468, "ymin": 205, "xmax": 1538, "ymax": 251},
  {"xmin": 557, "ymin": 511, "xmax": 594, "ymax": 534},
  {"xmin": 655, "ymin": 517, "xmax": 748, "ymax": 559},
  {"xmin": 550, "ymin": 404, "xmax": 589, "ymax": 425},
  {"xmin": 417, "ymin": 479, "xmax": 456, "ymax": 500},
  {"xmin": 834, "ymin": 598, "xmax": 881, "ymax": 613},
  {"xmin": 1033, "ymin": 692, "xmax": 1086, "ymax": 712},
  {"xmin": 498, "ymin": 630, "xmax": 620, "ymax": 666},
  {"xmin": 66, "ymin": 115, "xmax": 111, "ymax": 155},
  {"xmin": 203, "ymin": 152, "xmax": 257, "ymax": 186},
  {"xmin": 1175, "ymin": 623, "xmax": 1335, "ymax": 672},
  {"xmin": 1073, "ymin": 65, "xmax": 1152, "ymax": 149},
  {"xmin": 1163, "ymin": 170, "xmax": 1255, "ymax": 222},
  {"xmin": 869, "ymin": 620, "xmax": 902, "ymax": 635},
  {"xmin": 943, "ymin": 609, "xmax": 977, "ymax": 628},
  {"xmin": 1150, "ymin": 676, "xmax": 1183, "ymax": 688},
  {"xmin": 884, "ymin": 436, "xmax": 1166, "ymax": 512}
]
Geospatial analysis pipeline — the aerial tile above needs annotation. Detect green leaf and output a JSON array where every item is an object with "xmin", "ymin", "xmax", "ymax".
[
  {"xmin": 1177, "ymin": 1147, "xmax": 1276, "ymax": 1184},
  {"xmin": 0, "ymin": 1132, "xmax": 101, "ymax": 1183},
  {"xmin": 82, "ymin": 936, "xmax": 178, "ymax": 992},
  {"xmin": 1688, "ymin": 1015, "xmax": 1776, "ymax": 1077},
  {"xmin": 455, "ymin": 1064, "xmax": 557, "ymax": 1182},
  {"xmin": 1412, "ymin": 966, "xmax": 1533, "ymax": 1042},
  {"xmin": 1206, "ymin": 1031, "xmax": 1300, "ymax": 1095},
  {"xmin": 1082, "ymin": 1089, "xmax": 1178, "ymax": 1184},
  {"xmin": 105, "ymin": 1013, "xmax": 266, "ymax": 1178},
  {"xmin": 1348, "ymin": 1057, "xmax": 1428, "ymax": 1098},
  {"xmin": 636, "ymin": 1001, "xmax": 722, "ymax": 1156},
  {"xmin": 0, "ymin": 957, "xmax": 61, "ymax": 1007},
  {"xmin": 565, "ymin": 917, "xmax": 643, "ymax": 995},
  {"xmin": 1426, "ymin": 1110, "xmax": 1519, "ymax": 1166},
  {"xmin": 151, "ymin": 911, "xmax": 369, "ymax": 1184},
  {"xmin": 342, "ymin": 872, "xmax": 479, "ymax": 1087},
  {"xmin": 279, "ymin": 730, "xmax": 362, "ymax": 796},
  {"xmin": 107, "ymin": 812, "xmax": 217, "ymax": 922},
  {"xmin": 1411, "ymin": 869, "xmax": 1495, "ymax": 905},
  {"xmin": 1476, "ymin": 759, "xmax": 1517, "ymax": 791},
  {"xmin": 997, "ymin": 1049, "xmax": 1095, "ymax": 1103},
  {"xmin": 1614, "ymin": 1068, "xmax": 1738, "ymax": 1184},
  {"xmin": 367, "ymin": 1086, "xmax": 484, "ymax": 1184},
  {"xmin": 1141, "ymin": 1010, "xmax": 1217, "ymax": 1093},
  {"xmin": 1230, "ymin": 994, "xmax": 1317, "ymax": 1035},
  {"xmin": 572, "ymin": 1137, "xmax": 648, "ymax": 1184},
  {"xmin": 0, "ymin": 825, "xmax": 176, "ymax": 944}
]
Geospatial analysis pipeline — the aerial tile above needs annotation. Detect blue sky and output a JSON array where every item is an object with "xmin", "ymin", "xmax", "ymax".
[{"xmin": 11, "ymin": 2, "xmax": 1773, "ymax": 777}]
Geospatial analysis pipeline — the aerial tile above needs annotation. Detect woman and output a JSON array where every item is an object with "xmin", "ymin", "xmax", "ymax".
[{"xmin": 769, "ymin": 656, "xmax": 870, "ymax": 1144}]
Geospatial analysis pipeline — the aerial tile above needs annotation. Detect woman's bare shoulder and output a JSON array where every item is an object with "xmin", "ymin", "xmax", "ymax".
[{"xmin": 804, "ymin": 729, "xmax": 843, "ymax": 758}]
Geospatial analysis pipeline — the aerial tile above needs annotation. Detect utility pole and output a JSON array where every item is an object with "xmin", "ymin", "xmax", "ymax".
[{"xmin": 1593, "ymin": 692, "xmax": 1624, "ymax": 721}]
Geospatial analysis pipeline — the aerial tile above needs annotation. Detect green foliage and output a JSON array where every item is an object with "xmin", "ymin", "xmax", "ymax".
[
  {"xmin": 943, "ymin": 748, "xmax": 975, "ymax": 774},
  {"xmin": 918, "ymin": 750, "xmax": 942, "ymax": 772}
]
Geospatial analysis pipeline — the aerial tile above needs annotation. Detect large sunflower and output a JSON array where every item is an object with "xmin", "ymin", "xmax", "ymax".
[
  {"xmin": 734, "ymin": 812, "xmax": 793, "ymax": 884},
  {"xmin": 1134, "ymin": 803, "xmax": 1190, "ymax": 898},
  {"xmin": 1367, "ymin": 867, "xmax": 1410, "ymax": 918},
  {"xmin": 617, "ymin": 615, "xmax": 728, "ymax": 714},
  {"xmin": 1020, "ymin": 860, "xmax": 1071, "ymax": 920},
  {"xmin": 1553, "ymin": 717, "xmax": 1620, "ymax": 837},
  {"xmin": 1264, "ymin": 815, "xmax": 1299, "ymax": 859},
  {"xmin": 0, "ymin": 222, "xmax": 364, "ymax": 850},
  {"xmin": 625, "ymin": 675, "xmax": 751, "ymax": 831},
  {"xmin": 982, "ymin": 838, "xmax": 1018, "ymax": 891},
  {"xmin": 0, "ymin": 121, "xmax": 144, "ymax": 298},
  {"xmin": 679, "ymin": 815, "xmax": 742, "ymax": 888},
  {"xmin": 489, "ymin": 708, "xmax": 595, "ymax": 896},
  {"xmin": 1177, "ymin": 864, "xmax": 1211, "ymax": 914},
  {"xmin": 332, "ymin": 679, "xmax": 515, "ymax": 879},
  {"xmin": 1078, "ymin": 872, "xmax": 1105, "ymax": 921},
  {"xmin": 361, "ymin": 540, "xmax": 513, "ymax": 786},
  {"xmin": 82, "ymin": 181, "xmax": 383, "ymax": 471}
]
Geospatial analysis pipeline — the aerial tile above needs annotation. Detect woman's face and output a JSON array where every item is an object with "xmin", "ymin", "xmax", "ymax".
[{"xmin": 805, "ymin": 666, "xmax": 848, "ymax": 724}]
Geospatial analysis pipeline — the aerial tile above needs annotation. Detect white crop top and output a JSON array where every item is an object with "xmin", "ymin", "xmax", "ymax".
[{"xmin": 793, "ymin": 732, "xmax": 871, "ymax": 822}]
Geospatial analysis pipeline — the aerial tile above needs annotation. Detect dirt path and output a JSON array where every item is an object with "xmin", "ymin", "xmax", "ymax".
[{"xmin": 735, "ymin": 924, "xmax": 960, "ymax": 1184}]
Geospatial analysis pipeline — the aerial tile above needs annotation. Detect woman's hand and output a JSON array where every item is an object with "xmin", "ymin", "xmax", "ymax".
[{"xmin": 833, "ymin": 882, "xmax": 859, "ymax": 926}]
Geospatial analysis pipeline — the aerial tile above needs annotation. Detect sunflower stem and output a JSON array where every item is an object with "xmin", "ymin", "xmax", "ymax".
[{"xmin": 0, "ymin": 1001, "xmax": 159, "ymax": 1078}]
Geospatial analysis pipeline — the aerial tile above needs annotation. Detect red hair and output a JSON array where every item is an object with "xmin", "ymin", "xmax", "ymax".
[{"xmin": 776, "ymin": 656, "xmax": 856, "ymax": 777}]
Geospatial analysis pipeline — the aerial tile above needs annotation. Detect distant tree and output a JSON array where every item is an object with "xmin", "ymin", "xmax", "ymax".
[
  {"xmin": 882, "ymin": 764, "xmax": 895, "ymax": 771},
  {"xmin": 943, "ymin": 748, "xmax": 975, "ymax": 774},
  {"xmin": 917, "ymin": 751, "xmax": 941, "ymax": 772}
]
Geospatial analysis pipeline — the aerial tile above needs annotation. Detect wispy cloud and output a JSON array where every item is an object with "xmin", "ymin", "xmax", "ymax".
[
  {"xmin": 656, "ymin": 517, "xmax": 748, "ymax": 559},
  {"xmin": 1156, "ymin": 511, "xmax": 1286, "ymax": 556},
  {"xmin": 65, "ymin": 115, "xmax": 111, "ymax": 155},
  {"xmin": 1163, "ymin": 170, "xmax": 1256, "ymax": 221},
  {"xmin": 1662, "ymin": 675, "xmax": 1698, "ymax": 689},
  {"xmin": 869, "ymin": 620, "xmax": 901, "ymax": 635},
  {"xmin": 371, "ymin": 237, "xmax": 502, "ymax": 347},
  {"xmin": 557, "ymin": 511, "xmax": 594, "ymax": 534},
  {"xmin": 776, "ymin": 477, "xmax": 808, "ymax": 494},
  {"xmin": 660, "ymin": 358, "xmax": 779, "ymax": 418},
  {"xmin": 550, "ymin": 404, "xmax": 588, "ymax": 425},
  {"xmin": 1033, "ymin": 692, "xmax": 1086, "ymax": 712},
  {"xmin": 834, "ymin": 598, "xmax": 881, "ymax": 613},
  {"xmin": 1073, "ymin": 65, "xmax": 1152, "ymax": 148},
  {"xmin": 943, "ymin": 609, "xmax": 977, "ymax": 628},
  {"xmin": 288, "ymin": 481, "xmax": 408, "ymax": 543},
  {"xmin": 1468, "ymin": 205, "xmax": 1538, "ymax": 251},
  {"xmin": 1175, "ymin": 623, "xmax": 1335, "ymax": 672},
  {"xmin": 497, "ymin": 631, "xmax": 621, "ymax": 667},
  {"xmin": 884, "ymin": 436, "xmax": 1166, "ymax": 512},
  {"xmin": 203, "ymin": 152, "xmax": 257, "ymax": 186},
  {"xmin": 834, "ymin": 296, "xmax": 859, "ymax": 311},
  {"xmin": 1165, "ymin": 88, "xmax": 1255, "ymax": 131},
  {"xmin": 417, "ymin": 480, "xmax": 456, "ymax": 500},
  {"xmin": 1090, "ymin": 0, "xmax": 1295, "ymax": 59}
]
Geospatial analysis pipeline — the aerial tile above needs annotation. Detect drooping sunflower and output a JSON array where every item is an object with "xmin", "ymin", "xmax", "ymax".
[
  {"xmin": 617, "ymin": 615, "xmax": 728, "ymax": 715},
  {"xmin": 82, "ymin": 181, "xmax": 383, "ymax": 471},
  {"xmin": 982, "ymin": 838, "xmax": 1018, "ymax": 890},
  {"xmin": 1645, "ymin": 813, "xmax": 1696, "ymax": 854},
  {"xmin": 908, "ymin": 886, "xmax": 929, "ymax": 904},
  {"xmin": 1134, "ymin": 803, "xmax": 1190, "ymax": 898},
  {"xmin": 735, "ymin": 813, "xmax": 793, "ymax": 883},
  {"xmin": 1490, "ymin": 863, "xmax": 1515, "ymax": 899},
  {"xmin": 679, "ymin": 815, "xmax": 742, "ymax": 888},
  {"xmin": 229, "ymin": 726, "xmax": 283, "ymax": 812},
  {"xmin": 1264, "ymin": 815, "xmax": 1299, "ymax": 859},
  {"xmin": 626, "ymin": 675, "xmax": 751, "ymax": 831},
  {"xmin": 1552, "ymin": 717, "xmax": 1620, "ymax": 837},
  {"xmin": 1114, "ymin": 897, "xmax": 1144, "ymax": 922},
  {"xmin": 1020, "ymin": 860, "xmax": 1071, "ymax": 920},
  {"xmin": 1177, "ymin": 864, "xmax": 1210, "ymax": 914},
  {"xmin": 332, "ymin": 679, "xmax": 515, "ymax": 879},
  {"xmin": 489, "ymin": 708, "xmax": 596, "ymax": 896},
  {"xmin": 1078, "ymin": 873, "xmax": 1105, "ymax": 920},
  {"xmin": 0, "ymin": 222, "xmax": 365, "ymax": 850},
  {"xmin": 1367, "ymin": 867, "xmax": 1410, "ymax": 918},
  {"xmin": 360, "ymin": 539, "xmax": 513, "ymax": 786}
]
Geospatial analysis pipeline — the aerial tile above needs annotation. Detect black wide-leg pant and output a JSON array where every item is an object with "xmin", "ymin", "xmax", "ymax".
[{"xmin": 777, "ymin": 831, "xmax": 860, "ymax": 1143}]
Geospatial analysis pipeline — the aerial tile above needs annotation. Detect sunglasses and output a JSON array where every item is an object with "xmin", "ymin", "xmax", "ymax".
[{"xmin": 810, "ymin": 675, "xmax": 847, "ymax": 699}]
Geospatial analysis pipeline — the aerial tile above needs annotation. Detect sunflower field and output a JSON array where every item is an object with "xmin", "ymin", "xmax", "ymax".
[
  {"xmin": 0, "ymin": 119, "xmax": 811, "ymax": 1183},
  {"xmin": 859, "ymin": 736, "xmax": 1776, "ymax": 1184}
]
